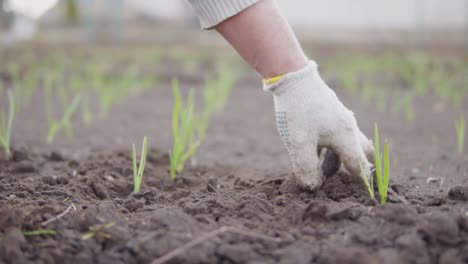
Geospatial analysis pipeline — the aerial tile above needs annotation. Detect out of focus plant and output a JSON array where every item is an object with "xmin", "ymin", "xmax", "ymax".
[
  {"xmin": 17, "ymin": 71, "xmax": 39, "ymax": 109},
  {"xmin": 361, "ymin": 123, "xmax": 390, "ymax": 205},
  {"xmin": 81, "ymin": 95, "xmax": 93, "ymax": 125},
  {"xmin": 455, "ymin": 114, "xmax": 465, "ymax": 155},
  {"xmin": 82, "ymin": 222, "xmax": 115, "ymax": 240},
  {"xmin": 7, "ymin": 63, "xmax": 20, "ymax": 82},
  {"xmin": 197, "ymin": 61, "xmax": 239, "ymax": 139},
  {"xmin": 170, "ymin": 62, "xmax": 238, "ymax": 178},
  {"xmin": 23, "ymin": 229, "xmax": 56, "ymax": 236},
  {"xmin": 86, "ymin": 64, "xmax": 155, "ymax": 118},
  {"xmin": 47, "ymin": 95, "xmax": 81, "ymax": 144},
  {"xmin": 65, "ymin": 0, "xmax": 79, "ymax": 26},
  {"xmin": 327, "ymin": 53, "xmax": 465, "ymax": 122},
  {"xmin": 0, "ymin": 90, "xmax": 15, "ymax": 159},
  {"xmin": 169, "ymin": 79, "xmax": 200, "ymax": 179},
  {"xmin": 132, "ymin": 136, "xmax": 148, "ymax": 193}
]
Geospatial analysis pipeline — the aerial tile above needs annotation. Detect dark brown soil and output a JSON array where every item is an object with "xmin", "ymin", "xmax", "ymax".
[
  {"xmin": 1, "ymin": 147, "xmax": 467, "ymax": 264},
  {"xmin": 1, "ymin": 44, "xmax": 468, "ymax": 264}
]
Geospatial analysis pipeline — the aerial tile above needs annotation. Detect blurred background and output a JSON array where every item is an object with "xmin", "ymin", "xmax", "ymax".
[{"xmin": 0, "ymin": 0, "xmax": 466, "ymax": 48}]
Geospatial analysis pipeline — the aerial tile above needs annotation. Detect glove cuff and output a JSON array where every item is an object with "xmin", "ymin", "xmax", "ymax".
[{"xmin": 263, "ymin": 60, "xmax": 318, "ymax": 96}]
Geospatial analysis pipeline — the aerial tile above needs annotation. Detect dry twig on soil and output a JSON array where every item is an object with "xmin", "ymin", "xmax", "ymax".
[
  {"xmin": 151, "ymin": 226, "xmax": 281, "ymax": 264},
  {"xmin": 41, "ymin": 203, "xmax": 76, "ymax": 226}
]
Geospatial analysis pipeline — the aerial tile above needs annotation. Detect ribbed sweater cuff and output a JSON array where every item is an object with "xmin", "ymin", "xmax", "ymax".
[{"xmin": 186, "ymin": 0, "xmax": 261, "ymax": 29}]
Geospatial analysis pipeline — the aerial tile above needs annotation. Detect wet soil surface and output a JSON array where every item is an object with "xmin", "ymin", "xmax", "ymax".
[{"xmin": 1, "ymin": 45, "xmax": 468, "ymax": 263}]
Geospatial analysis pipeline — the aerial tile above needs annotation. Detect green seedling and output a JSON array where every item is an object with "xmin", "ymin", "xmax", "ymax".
[
  {"xmin": 132, "ymin": 136, "xmax": 148, "ymax": 193},
  {"xmin": 197, "ymin": 62, "xmax": 239, "ymax": 139},
  {"xmin": 361, "ymin": 82, "xmax": 375, "ymax": 103},
  {"xmin": 81, "ymin": 95, "xmax": 93, "ymax": 125},
  {"xmin": 169, "ymin": 79, "xmax": 200, "ymax": 179},
  {"xmin": 13, "ymin": 70, "xmax": 38, "ymax": 110},
  {"xmin": 360, "ymin": 123, "xmax": 390, "ymax": 205},
  {"xmin": 375, "ymin": 89, "xmax": 387, "ymax": 112},
  {"xmin": 82, "ymin": 222, "xmax": 115, "ymax": 240},
  {"xmin": 7, "ymin": 63, "xmax": 20, "ymax": 83},
  {"xmin": 455, "ymin": 114, "xmax": 465, "ymax": 155},
  {"xmin": 47, "ymin": 94, "xmax": 81, "ymax": 144},
  {"xmin": 360, "ymin": 161, "xmax": 374, "ymax": 199},
  {"xmin": 0, "ymin": 90, "xmax": 15, "ymax": 159},
  {"xmin": 86, "ymin": 63, "xmax": 154, "ymax": 118},
  {"xmin": 340, "ymin": 69, "xmax": 359, "ymax": 94},
  {"xmin": 23, "ymin": 229, "xmax": 56, "ymax": 236},
  {"xmin": 392, "ymin": 92, "xmax": 415, "ymax": 122}
]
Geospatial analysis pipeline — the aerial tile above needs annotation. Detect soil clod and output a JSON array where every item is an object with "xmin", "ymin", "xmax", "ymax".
[{"xmin": 448, "ymin": 186, "xmax": 468, "ymax": 201}]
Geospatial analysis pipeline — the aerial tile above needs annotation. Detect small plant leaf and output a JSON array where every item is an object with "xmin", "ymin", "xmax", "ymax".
[
  {"xmin": 23, "ymin": 229, "xmax": 56, "ymax": 236},
  {"xmin": 374, "ymin": 123, "xmax": 383, "ymax": 196},
  {"xmin": 137, "ymin": 137, "xmax": 148, "ymax": 181},
  {"xmin": 382, "ymin": 141, "xmax": 390, "ymax": 204},
  {"xmin": 133, "ymin": 137, "xmax": 148, "ymax": 193},
  {"xmin": 359, "ymin": 161, "xmax": 375, "ymax": 199}
]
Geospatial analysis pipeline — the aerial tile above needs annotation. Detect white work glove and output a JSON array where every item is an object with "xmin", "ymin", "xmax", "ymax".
[{"xmin": 264, "ymin": 60, "xmax": 374, "ymax": 190}]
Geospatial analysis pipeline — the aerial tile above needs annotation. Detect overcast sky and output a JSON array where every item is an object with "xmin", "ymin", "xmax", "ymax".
[{"xmin": 5, "ymin": 0, "xmax": 58, "ymax": 19}]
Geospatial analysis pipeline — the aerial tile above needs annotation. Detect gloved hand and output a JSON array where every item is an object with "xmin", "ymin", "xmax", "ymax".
[{"xmin": 264, "ymin": 60, "xmax": 374, "ymax": 190}]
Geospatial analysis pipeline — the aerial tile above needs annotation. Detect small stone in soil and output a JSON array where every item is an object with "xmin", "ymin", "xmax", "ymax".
[
  {"xmin": 302, "ymin": 201, "xmax": 328, "ymax": 223},
  {"xmin": 206, "ymin": 177, "xmax": 218, "ymax": 192},
  {"xmin": 448, "ymin": 186, "xmax": 468, "ymax": 201},
  {"xmin": 48, "ymin": 151, "xmax": 65, "ymax": 162},
  {"xmin": 123, "ymin": 198, "xmax": 144, "ymax": 212},
  {"xmin": 42, "ymin": 175, "xmax": 69, "ymax": 186},
  {"xmin": 329, "ymin": 207, "xmax": 362, "ymax": 221},
  {"xmin": 12, "ymin": 161, "xmax": 37, "ymax": 173},
  {"xmin": 11, "ymin": 150, "xmax": 28, "ymax": 162},
  {"xmin": 423, "ymin": 197, "xmax": 446, "ymax": 206},
  {"xmin": 88, "ymin": 181, "xmax": 109, "ymax": 200}
]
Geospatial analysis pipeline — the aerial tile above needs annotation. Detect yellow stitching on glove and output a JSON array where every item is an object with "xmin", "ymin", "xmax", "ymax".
[{"xmin": 263, "ymin": 75, "xmax": 284, "ymax": 85}]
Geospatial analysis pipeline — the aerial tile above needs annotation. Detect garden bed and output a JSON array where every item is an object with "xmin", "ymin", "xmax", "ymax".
[{"xmin": 0, "ymin": 44, "xmax": 467, "ymax": 263}]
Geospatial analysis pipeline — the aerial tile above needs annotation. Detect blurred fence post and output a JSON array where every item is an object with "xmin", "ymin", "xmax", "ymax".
[
  {"xmin": 65, "ymin": 0, "xmax": 79, "ymax": 26},
  {"xmin": 83, "ymin": 0, "xmax": 125, "ymax": 42},
  {"xmin": 0, "ymin": 0, "xmax": 13, "ymax": 29},
  {"xmin": 465, "ymin": 0, "xmax": 467, "ymax": 50},
  {"xmin": 414, "ymin": 0, "xmax": 425, "ymax": 47}
]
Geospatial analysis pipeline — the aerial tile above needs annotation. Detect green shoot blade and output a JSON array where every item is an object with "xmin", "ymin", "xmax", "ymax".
[
  {"xmin": 81, "ymin": 232, "xmax": 94, "ymax": 240},
  {"xmin": 374, "ymin": 123, "xmax": 383, "ymax": 197},
  {"xmin": 0, "ymin": 91, "xmax": 15, "ymax": 158},
  {"xmin": 23, "ymin": 229, "xmax": 56, "ymax": 236},
  {"xmin": 137, "ymin": 136, "xmax": 148, "ymax": 183},
  {"xmin": 359, "ymin": 161, "xmax": 374, "ymax": 199},
  {"xmin": 47, "ymin": 122, "xmax": 59, "ymax": 144},
  {"xmin": 104, "ymin": 222, "xmax": 115, "ymax": 229},
  {"xmin": 181, "ymin": 140, "xmax": 200, "ymax": 164},
  {"xmin": 47, "ymin": 94, "xmax": 81, "ymax": 144},
  {"xmin": 133, "ymin": 137, "xmax": 148, "ymax": 193},
  {"xmin": 382, "ymin": 141, "xmax": 390, "ymax": 204}
]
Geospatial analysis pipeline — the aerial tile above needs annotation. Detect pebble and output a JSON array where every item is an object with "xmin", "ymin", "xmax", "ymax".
[
  {"xmin": 448, "ymin": 186, "xmax": 468, "ymax": 201},
  {"xmin": 12, "ymin": 161, "xmax": 37, "ymax": 173}
]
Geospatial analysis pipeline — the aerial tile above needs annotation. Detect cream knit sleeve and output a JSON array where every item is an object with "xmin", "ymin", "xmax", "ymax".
[{"xmin": 185, "ymin": 0, "xmax": 261, "ymax": 29}]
